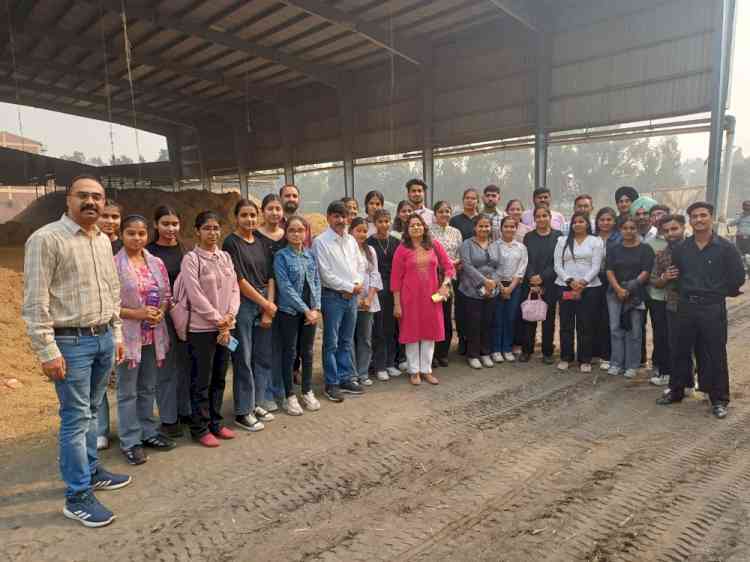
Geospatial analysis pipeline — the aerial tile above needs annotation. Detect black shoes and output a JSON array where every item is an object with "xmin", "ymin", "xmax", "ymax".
[
  {"xmin": 712, "ymin": 403, "xmax": 728, "ymax": 419},
  {"xmin": 122, "ymin": 445, "xmax": 147, "ymax": 465},
  {"xmin": 518, "ymin": 353, "xmax": 531, "ymax": 363},
  {"xmin": 340, "ymin": 380, "xmax": 365, "ymax": 395},
  {"xmin": 159, "ymin": 423, "xmax": 183, "ymax": 439},
  {"xmin": 436, "ymin": 357, "xmax": 449, "ymax": 367},
  {"xmin": 142, "ymin": 434, "xmax": 177, "ymax": 450},
  {"xmin": 656, "ymin": 390, "xmax": 684, "ymax": 405},
  {"xmin": 324, "ymin": 385, "xmax": 344, "ymax": 402}
]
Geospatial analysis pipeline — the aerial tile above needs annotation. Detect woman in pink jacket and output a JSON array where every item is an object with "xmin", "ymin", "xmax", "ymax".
[
  {"xmin": 182, "ymin": 211, "xmax": 240, "ymax": 447},
  {"xmin": 391, "ymin": 214, "xmax": 455, "ymax": 386}
]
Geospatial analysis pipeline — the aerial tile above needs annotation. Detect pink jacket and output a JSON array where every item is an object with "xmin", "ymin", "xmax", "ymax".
[{"xmin": 180, "ymin": 247, "xmax": 240, "ymax": 333}]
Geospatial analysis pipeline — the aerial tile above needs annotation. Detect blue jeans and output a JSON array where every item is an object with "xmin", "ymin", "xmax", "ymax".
[
  {"xmin": 116, "ymin": 345, "xmax": 159, "ymax": 450},
  {"xmin": 232, "ymin": 299, "xmax": 273, "ymax": 415},
  {"xmin": 53, "ymin": 330, "xmax": 115, "ymax": 498},
  {"xmin": 321, "ymin": 290, "xmax": 358, "ymax": 386},
  {"xmin": 354, "ymin": 311, "xmax": 374, "ymax": 379},
  {"xmin": 97, "ymin": 391, "xmax": 111, "ymax": 438},
  {"xmin": 265, "ymin": 318, "xmax": 285, "ymax": 401},
  {"xmin": 492, "ymin": 286, "xmax": 522, "ymax": 354},
  {"xmin": 606, "ymin": 291, "xmax": 646, "ymax": 371}
]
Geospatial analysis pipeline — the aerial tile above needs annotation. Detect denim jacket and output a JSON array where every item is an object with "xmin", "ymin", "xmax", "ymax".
[{"xmin": 274, "ymin": 245, "xmax": 322, "ymax": 315}]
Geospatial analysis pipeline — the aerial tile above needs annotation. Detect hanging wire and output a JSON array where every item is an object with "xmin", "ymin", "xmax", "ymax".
[
  {"xmin": 99, "ymin": 0, "xmax": 117, "ymax": 166},
  {"xmin": 245, "ymin": 68, "xmax": 253, "ymax": 134},
  {"xmin": 120, "ymin": 0, "xmax": 143, "ymax": 179},
  {"xmin": 388, "ymin": 6, "xmax": 395, "ymax": 158},
  {"xmin": 5, "ymin": 0, "xmax": 28, "ymax": 181}
]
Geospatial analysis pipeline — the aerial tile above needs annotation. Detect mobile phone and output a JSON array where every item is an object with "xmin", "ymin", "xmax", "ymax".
[{"xmin": 225, "ymin": 335, "xmax": 239, "ymax": 352}]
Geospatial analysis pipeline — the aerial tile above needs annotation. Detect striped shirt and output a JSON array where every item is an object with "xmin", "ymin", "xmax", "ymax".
[{"xmin": 22, "ymin": 214, "xmax": 123, "ymax": 362}]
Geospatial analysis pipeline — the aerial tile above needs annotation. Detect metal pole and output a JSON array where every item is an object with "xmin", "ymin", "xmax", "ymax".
[
  {"xmin": 421, "ymin": 59, "xmax": 435, "ymax": 205},
  {"xmin": 718, "ymin": 114, "xmax": 736, "ymax": 233},
  {"xmin": 705, "ymin": 0, "xmax": 736, "ymax": 208},
  {"xmin": 533, "ymin": 31, "xmax": 550, "ymax": 191}
]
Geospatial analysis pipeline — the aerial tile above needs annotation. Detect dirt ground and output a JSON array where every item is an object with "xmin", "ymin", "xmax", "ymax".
[{"xmin": 2, "ymin": 270, "xmax": 750, "ymax": 561}]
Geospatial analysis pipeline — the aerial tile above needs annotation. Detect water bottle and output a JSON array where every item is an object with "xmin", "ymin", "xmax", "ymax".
[{"xmin": 144, "ymin": 287, "xmax": 160, "ymax": 330}]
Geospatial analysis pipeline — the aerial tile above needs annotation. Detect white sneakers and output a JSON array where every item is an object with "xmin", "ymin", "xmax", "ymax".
[
  {"xmin": 480, "ymin": 355, "xmax": 495, "ymax": 368},
  {"xmin": 557, "ymin": 361, "xmax": 569, "ymax": 371},
  {"xmin": 608, "ymin": 366, "xmax": 622, "ymax": 376},
  {"xmin": 301, "ymin": 391, "xmax": 321, "ymax": 411},
  {"xmin": 491, "ymin": 352, "xmax": 504, "ymax": 363},
  {"xmin": 650, "ymin": 374, "xmax": 670, "ymax": 386},
  {"xmin": 398, "ymin": 361, "xmax": 408, "ymax": 372},
  {"xmin": 377, "ymin": 371, "xmax": 390, "ymax": 381},
  {"xmin": 387, "ymin": 367, "xmax": 402, "ymax": 377},
  {"xmin": 580, "ymin": 363, "xmax": 592, "ymax": 373},
  {"xmin": 600, "ymin": 361, "xmax": 610, "ymax": 371},
  {"xmin": 96, "ymin": 436, "xmax": 109, "ymax": 451},
  {"xmin": 285, "ymin": 395, "xmax": 304, "ymax": 416},
  {"xmin": 468, "ymin": 358, "xmax": 482, "ymax": 369},
  {"xmin": 503, "ymin": 352, "xmax": 516, "ymax": 362},
  {"xmin": 623, "ymin": 369, "xmax": 637, "ymax": 379}
]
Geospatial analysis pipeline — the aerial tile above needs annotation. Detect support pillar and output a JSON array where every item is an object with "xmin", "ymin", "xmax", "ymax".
[
  {"xmin": 534, "ymin": 32, "xmax": 550, "ymax": 191},
  {"xmin": 166, "ymin": 128, "xmax": 182, "ymax": 191},
  {"xmin": 233, "ymin": 121, "xmax": 250, "ymax": 198},
  {"xmin": 706, "ymin": 0, "xmax": 736, "ymax": 208},
  {"xmin": 421, "ymin": 50, "xmax": 435, "ymax": 205},
  {"xmin": 339, "ymin": 90, "xmax": 355, "ymax": 197},
  {"xmin": 279, "ymin": 105, "xmax": 296, "ymax": 186}
]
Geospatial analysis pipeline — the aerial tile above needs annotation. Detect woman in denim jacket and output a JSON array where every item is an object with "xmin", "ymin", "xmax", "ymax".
[{"xmin": 273, "ymin": 216, "xmax": 322, "ymax": 415}]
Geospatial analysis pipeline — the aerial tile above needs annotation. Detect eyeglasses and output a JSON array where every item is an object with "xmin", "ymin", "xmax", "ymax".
[{"xmin": 71, "ymin": 191, "xmax": 104, "ymax": 202}]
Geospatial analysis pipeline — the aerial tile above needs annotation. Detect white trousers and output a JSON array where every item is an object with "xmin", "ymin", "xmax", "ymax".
[{"xmin": 405, "ymin": 340, "xmax": 435, "ymax": 374}]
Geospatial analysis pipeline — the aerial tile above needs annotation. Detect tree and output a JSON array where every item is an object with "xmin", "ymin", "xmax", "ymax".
[
  {"xmin": 110, "ymin": 154, "xmax": 134, "ymax": 165},
  {"xmin": 87, "ymin": 156, "xmax": 105, "ymax": 166},
  {"xmin": 60, "ymin": 150, "xmax": 87, "ymax": 164},
  {"xmin": 156, "ymin": 148, "xmax": 169, "ymax": 162}
]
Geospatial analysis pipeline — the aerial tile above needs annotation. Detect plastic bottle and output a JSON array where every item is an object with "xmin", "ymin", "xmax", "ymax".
[{"xmin": 144, "ymin": 287, "xmax": 160, "ymax": 330}]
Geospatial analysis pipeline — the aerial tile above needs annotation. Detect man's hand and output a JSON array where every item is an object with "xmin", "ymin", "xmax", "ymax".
[
  {"xmin": 42, "ymin": 356, "xmax": 66, "ymax": 381},
  {"xmin": 615, "ymin": 287, "xmax": 629, "ymax": 302},
  {"xmin": 260, "ymin": 312, "xmax": 273, "ymax": 328},
  {"xmin": 351, "ymin": 283, "xmax": 363, "ymax": 295},
  {"xmin": 663, "ymin": 266, "xmax": 680, "ymax": 281},
  {"xmin": 115, "ymin": 343, "xmax": 125, "ymax": 365},
  {"xmin": 483, "ymin": 279, "xmax": 496, "ymax": 294},
  {"xmin": 262, "ymin": 300, "xmax": 278, "ymax": 317}
]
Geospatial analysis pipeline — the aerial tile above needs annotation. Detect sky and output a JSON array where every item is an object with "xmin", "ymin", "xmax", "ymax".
[{"xmin": 0, "ymin": 1, "xmax": 748, "ymax": 165}]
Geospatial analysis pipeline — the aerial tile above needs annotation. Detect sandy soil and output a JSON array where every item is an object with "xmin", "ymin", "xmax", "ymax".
[{"xmin": 1, "ymin": 281, "xmax": 749, "ymax": 562}]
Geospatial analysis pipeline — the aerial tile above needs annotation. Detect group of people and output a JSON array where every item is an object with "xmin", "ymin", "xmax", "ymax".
[{"xmin": 22, "ymin": 174, "xmax": 745, "ymax": 529}]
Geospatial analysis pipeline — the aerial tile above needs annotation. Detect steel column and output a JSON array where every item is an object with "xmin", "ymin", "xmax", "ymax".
[
  {"xmin": 534, "ymin": 32, "xmax": 550, "ymax": 190},
  {"xmin": 706, "ymin": 0, "xmax": 736, "ymax": 208},
  {"xmin": 421, "ymin": 51, "xmax": 435, "ymax": 205},
  {"xmin": 166, "ymin": 128, "xmax": 183, "ymax": 191},
  {"xmin": 279, "ymin": 106, "xmax": 296, "ymax": 186},
  {"xmin": 339, "ymin": 91, "xmax": 355, "ymax": 197},
  {"xmin": 233, "ymin": 121, "xmax": 250, "ymax": 198}
]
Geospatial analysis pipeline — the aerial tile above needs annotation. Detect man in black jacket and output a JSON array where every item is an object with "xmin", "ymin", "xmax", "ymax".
[{"xmin": 657, "ymin": 202, "xmax": 745, "ymax": 418}]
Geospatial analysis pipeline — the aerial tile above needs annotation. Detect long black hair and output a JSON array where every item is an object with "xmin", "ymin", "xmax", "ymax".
[
  {"xmin": 562, "ymin": 211, "xmax": 592, "ymax": 265},
  {"xmin": 392, "ymin": 200, "xmax": 413, "ymax": 233},
  {"xmin": 349, "ymin": 217, "xmax": 375, "ymax": 267},
  {"xmin": 594, "ymin": 206, "xmax": 617, "ymax": 236}
]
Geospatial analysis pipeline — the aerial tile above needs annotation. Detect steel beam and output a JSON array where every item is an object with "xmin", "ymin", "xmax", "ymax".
[
  {"xmin": 83, "ymin": 0, "xmax": 342, "ymax": 88},
  {"xmin": 277, "ymin": 0, "xmax": 425, "ymax": 66},
  {"xmin": 706, "ymin": 0, "xmax": 736, "ymax": 208},
  {"xmin": 487, "ymin": 0, "xmax": 539, "ymax": 32},
  {"xmin": 233, "ymin": 122, "xmax": 250, "ymax": 198}
]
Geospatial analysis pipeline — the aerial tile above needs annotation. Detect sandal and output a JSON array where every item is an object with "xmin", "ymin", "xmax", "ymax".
[
  {"xmin": 423, "ymin": 373, "xmax": 439, "ymax": 385},
  {"xmin": 410, "ymin": 373, "xmax": 421, "ymax": 385}
]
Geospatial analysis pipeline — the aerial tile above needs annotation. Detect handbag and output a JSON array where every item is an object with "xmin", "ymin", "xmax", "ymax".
[
  {"xmin": 169, "ymin": 251, "xmax": 201, "ymax": 341},
  {"xmin": 521, "ymin": 291, "xmax": 548, "ymax": 322}
]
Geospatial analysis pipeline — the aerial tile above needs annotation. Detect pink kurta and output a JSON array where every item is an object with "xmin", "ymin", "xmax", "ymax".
[{"xmin": 391, "ymin": 240, "xmax": 455, "ymax": 344}]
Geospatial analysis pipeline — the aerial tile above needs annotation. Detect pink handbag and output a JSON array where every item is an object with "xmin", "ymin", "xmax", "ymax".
[{"xmin": 521, "ymin": 291, "xmax": 548, "ymax": 322}]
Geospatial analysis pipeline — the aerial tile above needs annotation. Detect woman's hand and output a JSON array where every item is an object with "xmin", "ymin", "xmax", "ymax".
[
  {"xmin": 483, "ymin": 279, "xmax": 496, "ymax": 294},
  {"xmin": 570, "ymin": 280, "xmax": 585, "ymax": 292},
  {"xmin": 304, "ymin": 309, "xmax": 320, "ymax": 325},
  {"xmin": 438, "ymin": 285, "xmax": 450, "ymax": 299},
  {"xmin": 393, "ymin": 303, "xmax": 402, "ymax": 319},
  {"xmin": 216, "ymin": 331, "xmax": 230, "ymax": 346},
  {"xmin": 615, "ymin": 287, "xmax": 629, "ymax": 301},
  {"xmin": 530, "ymin": 285, "xmax": 543, "ymax": 295},
  {"xmin": 454, "ymin": 260, "xmax": 462, "ymax": 272},
  {"xmin": 501, "ymin": 286, "xmax": 512, "ymax": 300},
  {"xmin": 262, "ymin": 300, "xmax": 278, "ymax": 317},
  {"xmin": 259, "ymin": 312, "xmax": 273, "ymax": 328}
]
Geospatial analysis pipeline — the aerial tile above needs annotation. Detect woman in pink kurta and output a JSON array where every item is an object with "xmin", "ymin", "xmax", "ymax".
[{"xmin": 391, "ymin": 214, "xmax": 455, "ymax": 386}]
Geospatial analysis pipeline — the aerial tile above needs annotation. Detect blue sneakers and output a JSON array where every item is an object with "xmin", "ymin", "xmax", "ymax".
[
  {"xmin": 63, "ymin": 491, "xmax": 115, "ymax": 528},
  {"xmin": 91, "ymin": 467, "xmax": 132, "ymax": 491}
]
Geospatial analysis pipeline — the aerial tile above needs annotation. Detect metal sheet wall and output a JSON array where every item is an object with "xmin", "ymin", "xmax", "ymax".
[{"xmin": 548, "ymin": 0, "xmax": 718, "ymax": 130}]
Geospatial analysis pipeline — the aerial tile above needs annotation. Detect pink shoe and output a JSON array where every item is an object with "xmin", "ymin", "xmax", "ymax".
[
  {"xmin": 213, "ymin": 427, "xmax": 235, "ymax": 440},
  {"xmin": 198, "ymin": 433, "xmax": 220, "ymax": 448}
]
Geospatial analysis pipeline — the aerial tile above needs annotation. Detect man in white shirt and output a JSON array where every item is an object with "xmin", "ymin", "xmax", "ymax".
[
  {"xmin": 406, "ymin": 178, "xmax": 434, "ymax": 225},
  {"xmin": 312, "ymin": 201, "xmax": 366, "ymax": 402},
  {"xmin": 522, "ymin": 188, "xmax": 566, "ymax": 231},
  {"xmin": 482, "ymin": 184, "xmax": 505, "ymax": 241}
]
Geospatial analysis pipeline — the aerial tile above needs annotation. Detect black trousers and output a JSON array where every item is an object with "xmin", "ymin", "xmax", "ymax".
[
  {"xmin": 670, "ymin": 301, "xmax": 729, "ymax": 404},
  {"xmin": 187, "ymin": 331, "xmax": 230, "ymax": 437},
  {"xmin": 277, "ymin": 310, "xmax": 316, "ymax": 396},
  {"xmin": 647, "ymin": 299, "xmax": 669, "ymax": 375},
  {"xmin": 372, "ymin": 285, "xmax": 398, "ymax": 371},
  {"xmin": 435, "ymin": 297, "xmax": 453, "ymax": 361},
  {"xmin": 591, "ymin": 284, "xmax": 611, "ymax": 361},
  {"xmin": 522, "ymin": 283, "xmax": 559, "ymax": 358},
  {"xmin": 464, "ymin": 294, "xmax": 496, "ymax": 359},
  {"xmin": 558, "ymin": 287, "xmax": 598, "ymax": 364},
  {"xmin": 453, "ymin": 279, "xmax": 466, "ymax": 344}
]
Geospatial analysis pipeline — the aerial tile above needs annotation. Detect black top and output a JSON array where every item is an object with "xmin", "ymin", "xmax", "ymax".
[
  {"xmin": 671, "ymin": 235, "xmax": 745, "ymax": 299},
  {"xmin": 367, "ymin": 234, "xmax": 400, "ymax": 289},
  {"xmin": 606, "ymin": 243, "xmax": 655, "ymax": 284},
  {"xmin": 146, "ymin": 242, "xmax": 184, "ymax": 288},
  {"xmin": 222, "ymin": 233, "xmax": 273, "ymax": 300},
  {"xmin": 255, "ymin": 230, "xmax": 286, "ymax": 256},
  {"xmin": 111, "ymin": 238, "xmax": 123, "ymax": 255},
  {"xmin": 523, "ymin": 229, "xmax": 562, "ymax": 286},
  {"xmin": 449, "ymin": 213, "xmax": 477, "ymax": 241}
]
